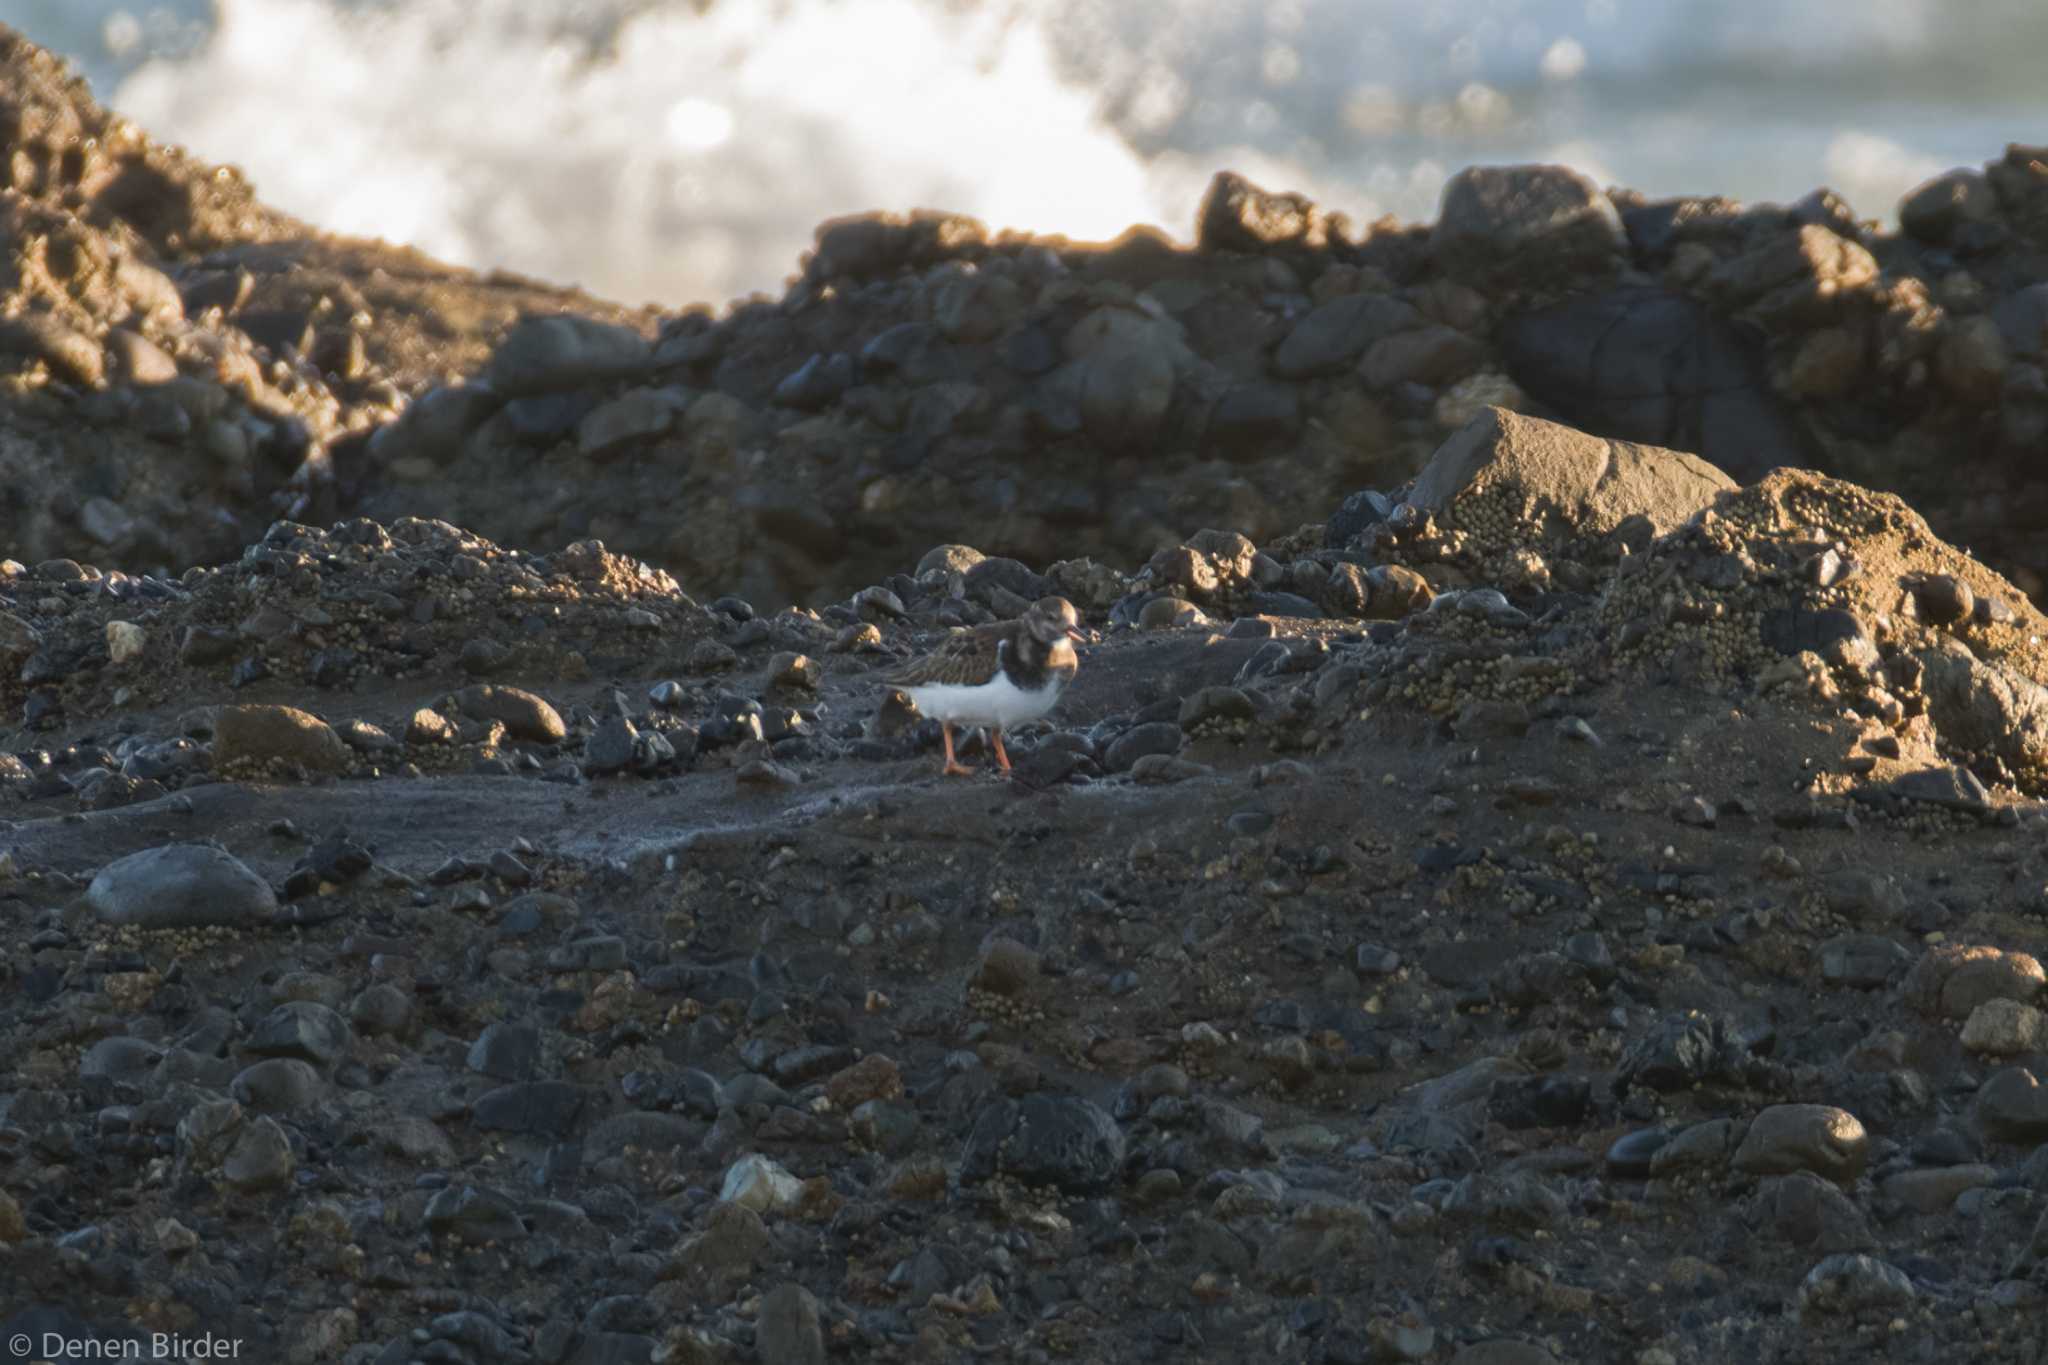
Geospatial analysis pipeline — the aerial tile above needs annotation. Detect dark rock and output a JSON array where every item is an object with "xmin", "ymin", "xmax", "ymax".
[
  {"xmin": 1431, "ymin": 164, "xmax": 1626, "ymax": 284},
  {"xmin": 1196, "ymin": 170, "xmax": 1330, "ymax": 252},
  {"xmin": 1206, "ymin": 383, "xmax": 1301, "ymax": 457},
  {"xmin": 1497, "ymin": 287, "xmax": 1811, "ymax": 481},
  {"xmin": 774, "ymin": 353, "xmax": 854, "ymax": 410},
  {"xmin": 960, "ymin": 1095, "xmax": 1126, "ymax": 1194},
  {"xmin": 1899, "ymin": 169, "xmax": 1995, "ymax": 244},
  {"xmin": 473, "ymin": 1081, "xmax": 588, "ymax": 1137},
  {"xmin": 1888, "ymin": 765, "xmax": 1991, "ymax": 815},
  {"xmin": 85, "ymin": 844, "xmax": 277, "ymax": 929},
  {"xmin": 1271, "ymin": 293, "xmax": 1419, "ymax": 380},
  {"xmin": 1411, "ymin": 405, "xmax": 1735, "ymax": 540},
  {"xmin": 1104, "ymin": 721, "xmax": 1184, "ymax": 773},
  {"xmin": 488, "ymin": 315, "xmax": 651, "ymax": 396}
]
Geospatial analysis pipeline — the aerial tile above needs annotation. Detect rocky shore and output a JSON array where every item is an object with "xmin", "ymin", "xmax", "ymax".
[{"xmin": 4, "ymin": 23, "xmax": 2048, "ymax": 1365}]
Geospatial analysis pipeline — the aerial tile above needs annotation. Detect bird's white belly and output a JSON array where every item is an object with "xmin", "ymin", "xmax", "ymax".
[{"xmin": 903, "ymin": 674, "xmax": 1064, "ymax": 728}]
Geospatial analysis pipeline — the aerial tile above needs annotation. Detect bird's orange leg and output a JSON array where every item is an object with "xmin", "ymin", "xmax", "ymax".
[
  {"xmin": 991, "ymin": 728, "xmax": 1012, "ymax": 772},
  {"xmin": 941, "ymin": 721, "xmax": 975, "ymax": 777}
]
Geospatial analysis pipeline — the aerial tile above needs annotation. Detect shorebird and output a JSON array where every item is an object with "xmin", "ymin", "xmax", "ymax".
[{"xmin": 882, "ymin": 596, "xmax": 1084, "ymax": 776}]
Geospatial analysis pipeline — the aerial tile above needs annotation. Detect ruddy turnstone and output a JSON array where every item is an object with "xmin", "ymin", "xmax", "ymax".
[{"xmin": 882, "ymin": 596, "xmax": 1084, "ymax": 776}]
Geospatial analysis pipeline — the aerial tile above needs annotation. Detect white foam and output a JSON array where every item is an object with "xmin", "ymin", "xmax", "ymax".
[
  {"xmin": 2, "ymin": 0, "xmax": 2040, "ymax": 308},
  {"xmin": 104, "ymin": 0, "xmax": 1169, "ymax": 307}
]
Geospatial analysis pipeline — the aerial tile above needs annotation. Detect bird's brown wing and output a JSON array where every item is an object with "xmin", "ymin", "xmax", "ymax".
[{"xmin": 880, "ymin": 623, "xmax": 1006, "ymax": 688}]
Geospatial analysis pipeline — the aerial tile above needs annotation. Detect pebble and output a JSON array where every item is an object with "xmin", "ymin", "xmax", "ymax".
[
  {"xmin": 1819, "ymin": 933, "xmax": 1913, "ymax": 988},
  {"xmin": 971, "ymin": 936, "xmax": 1041, "ymax": 995},
  {"xmin": 467, "ymin": 1021, "xmax": 543, "ymax": 1081},
  {"xmin": 1733, "ymin": 1104, "xmax": 1869, "ymax": 1181},
  {"xmin": 754, "ymin": 1283, "xmax": 826, "ymax": 1365},
  {"xmin": 1137, "ymin": 596, "xmax": 1206, "ymax": 629},
  {"xmin": 85, "ymin": 843, "xmax": 278, "ymax": 929},
  {"xmin": 213, "ymin": 703, "xmax": 354, "ymax": 774},
  {"xmin": 1905, "ymin": 945, "xmax": 2046, "ymax": 1020},
  {"xmin": 576, "ymin": 386, "xmax": 681, "ymax": 459},
  {"xmin": 1179, "ymin": 685, "xmax": 1254, "ymax": 729},
  {"xmin": 230, "ymin": 1058, "xmax": 324, "ymax": 1112},
  {"xmin": 1977, "ymin": 1068, "xmax": 2048, "ymax": 1142},
  {"xmin": 770, "ymin": 651, "xmax": 821, "ymax": 689},
  {"xmin": 104, "ymin": 619, "xmax": 146, "ymax": 664},
  {"xmin": 454, "ymin": 684, "xmax": 568, "ymax": 744},
  {"xmin": 721, "ymin": 1154, "xmax": 805, "ymax": 1214},
  {"xmin": 1961, "ymin": 998, "xmax": 2047, "ymax": 1055},
  {"xmin": 487, "ymin": 314, "xmax": 651, "ymax": 395},
  {"xmin": 220, "ymin": 1115, "xmax": 295, "ymax": 1191},
  {"xmin": 1796, "ymin": 1253, "xmax": 1917, "ymax": 1318},
  {"xmin": 1881, "ymin": 1164, "xmax": 1997, "ymax": 1214},
  {"xmin": 959, "ymin": 1096, "xmax": 1125, "ymax": 1193},
  {"xmin": 1104, "ymin": 721, "xmax": 1184, "ymax": 772},
  {"xmin": 1271, "ymin": 293, "xmax": 1420, "ymax": 379},
  {"xmin": 246, "ymin": 1000, "xmax": 352, "ymax": 1067}
]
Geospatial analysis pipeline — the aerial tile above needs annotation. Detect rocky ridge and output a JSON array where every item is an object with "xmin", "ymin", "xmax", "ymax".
[{"xmin": 2, "ymin": 27, "xmax": 2048, "ymax": 619}]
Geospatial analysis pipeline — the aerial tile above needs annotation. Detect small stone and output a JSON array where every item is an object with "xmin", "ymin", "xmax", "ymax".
[
  {"xmin": 1732, "ymin": 1104, "xmax": 1868, "ymax": 1181},
  {"xmin": 1978, "ymin": 1067, "xmax": 2048, "ymax": 1143},
  {"xmin": 1363, "ymin": 565, "xmax": 1434, "ymax": 619},
  {"xmin": 1888, "ymin": 765, "xmax": 1991, "ymax": 815},
  {"xmin": 774, "ymin": 353, "xmax": 854, "ymax": 410},
  {"xmin": 1818, "ymin": 934, "xmax": 1912, "ymax": 988},
  {"xmin": 770, "ymin": 652, "xmax": 821, "ymax": 690},
  {"xmin": 1179, "ymin": 686, "xmax": 1254, "ymax": 729},
  {"xmin": 1359, "ymin": 324, "xmax": 1485, "ymax": 391},
  {"xmin": 1900, "ymin": 168, "xmax": 1995, "ymax": 243},
  {"xmin": 1431, "ymin": 164, "xmax": 1626, "ymax": 285},
  {"xmin": 472, "ymin": 1081, "xmax": 587, "ymax": 1137},
  {"xmin": 721, "ymin": 1154, "xmax": 805, "ymax": 1214},
  {"xmin": 1206, "ymin": 383, "xmax": 1302, "ymax": 457},
  {"xmin": 1604, "ymin": 1128, "xmax": 1671, "ymax": 1178},
  {"xmin": 754, "ymin": 1283, "xmax": 825, "ymax": 1365},
  {"xmin": 1910, "ymin": 573, "xmax": 1974, "ymax": 627},
  {"xmin": 1904, "ymin": 945, "xmax": 2045, "ymax": 1020},
  {"xmin": 1138, "ymin": 596, "xmax": 1206, "ymax": 629},
  {"xmin": 1961, "ymin": 998, "xmax": 2048, "ymax": 1056},
  {"xmin": 86, "ymin": 844, "xmax": 278, "ymax": 929},
  {"xmin": 958, "ymin": 1095, "xmax": 1125, "ymax": 1193},
  {"xmin": 971, "ymin": 937, "xmax": 1041, "ymax": 996},
  {"xmin": 1880, "ymin": 1164, "xmax": 1997, "ymax": 1214},
  {"xmin": 105, "ymin": 620, "xmax": 146, "ymax": 665},
  {"xmin": 453, "ymin": 685, "xmax": 567, "ymax": 744},
  {"xmin": 1105, "ymin": 721, "xmax": 1184, "ymax": 773},
  {"xmin": 247, "ymin": 1001, "xmax": 352, "ymax": 1067},
  {"xmin": 467, "ymin": 1021, "xmax": 543, "ymax": 1081},
  {"xmin": 407, "ymin": 708, "xmax": 459, "ymax": 745},
  {"xmin": 488, "ymin": 314, "xmax": 651, "ymax": 396},
  {"xmin": 1272, "ymin": 292, "xmax": 1420, "ymax": 380},
  {"xmin": 422, "ymin": 1185, "xmax": 526, "ymax": 1243},
  {"xmin": 1647, "ymin": 1118, "xmax": 1739, "ymax": 1178},
  {"xmin": 350, "ymin": 983, "xmax": 412, "ymax": 1037},
  {"xmin": 1128, "ymin": 754, "xmax": 1210, "ymax": 783},
  {"xmin": 0, "ymin": 313, "xmax": 104, "ymax": 386},
  {"xmin": 213, "ymin": 704, "xmax": 354, "ymax": 774},
  {"xmin": 3, "ymin": 1190, "xmax": 33, "ymax": 1243},
  {"xmin": 221, "ymin": 1116, "xmax": 295, "ymax": 1191},
  {"xmin": 230, "ymin": 1058, "xmax": 325, "ymax": 1113},
  {"xmin": 824, "ymin": 1054, "xmax": 903, "ymax": 1110},
  {"xmin": 1795, "ymin": 1254, "xmax": 1916, "ymax": 1319},
  {"xmin": 577, "ymin": 387, "xmax": 681, "ymax": 459}
]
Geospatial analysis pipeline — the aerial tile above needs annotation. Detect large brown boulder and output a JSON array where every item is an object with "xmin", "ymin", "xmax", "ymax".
[{"xmin": 1409, "ymin": 406, "xmax": 1737, "ymax": 540}]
